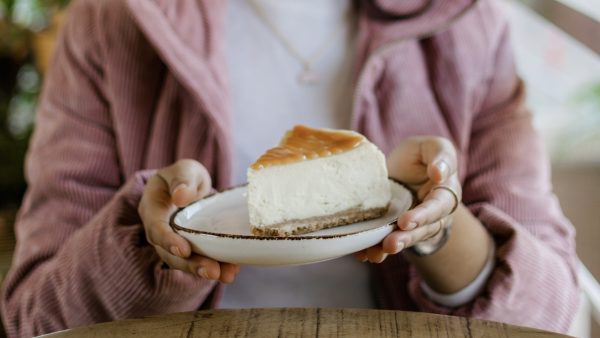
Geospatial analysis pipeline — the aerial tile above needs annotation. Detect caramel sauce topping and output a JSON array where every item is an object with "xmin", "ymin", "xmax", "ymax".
[{"xmin": 251, "ymin": 125, "xmax": 364, "ymax": 170}]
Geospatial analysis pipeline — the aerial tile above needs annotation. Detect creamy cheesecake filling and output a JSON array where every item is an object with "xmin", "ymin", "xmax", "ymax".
[{"xmin": 247, "ymin": 141, "xmax": 391, "ymax": 231}]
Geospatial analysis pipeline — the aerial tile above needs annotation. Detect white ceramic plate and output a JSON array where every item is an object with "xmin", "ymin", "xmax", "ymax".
[{"xmin": 171, "ymin": 180, "xmax": 413, "ymax": 266}]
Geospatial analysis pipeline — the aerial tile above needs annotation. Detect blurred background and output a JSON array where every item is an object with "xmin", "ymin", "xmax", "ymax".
[{"xmin": 0, "ymin": 0, "xmax": 598, "ymax": 336}]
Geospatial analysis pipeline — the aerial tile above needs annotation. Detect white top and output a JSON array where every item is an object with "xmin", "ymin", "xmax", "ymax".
[
  {"xmin": 227, "ymin": 0, "xmax": 356, "ymax": 187},
  {"xmin": 222, "ymin": 0, "xmax": 493, "ymax": 309}
]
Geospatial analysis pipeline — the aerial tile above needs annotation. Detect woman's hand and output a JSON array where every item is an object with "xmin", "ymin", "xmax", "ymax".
[
  {"xmin": 354, "ymin": 137, "xmax": 462, "ymax": 263},
  {"xmin": 138, "ymin": 159, "xmax": 241, "ymax": 283}
]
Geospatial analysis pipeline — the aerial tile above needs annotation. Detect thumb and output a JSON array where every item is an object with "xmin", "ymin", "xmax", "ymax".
[
  {"xmin": 420, "ymin": 138, "xmax": 457, "ymax": 183},
  {"xmin": 427, "ymin": 159, "xmax": 450, "ymax": 183},
  {"xmin": 158, "ymin": 159, "xmax": 212, "ymax": 207}
]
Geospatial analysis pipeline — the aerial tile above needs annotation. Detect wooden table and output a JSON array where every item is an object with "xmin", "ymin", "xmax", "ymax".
[{"xmin": 41, "ymin": 308, "xmax": 569, "ymax": 337}]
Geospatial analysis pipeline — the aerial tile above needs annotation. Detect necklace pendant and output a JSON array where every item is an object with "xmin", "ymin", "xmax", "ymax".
[{"xmin": 298, "ymin": 68, "xmax": 319, "ymax": 85}]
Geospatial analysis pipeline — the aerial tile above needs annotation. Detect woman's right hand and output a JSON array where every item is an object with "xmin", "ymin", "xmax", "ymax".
[{"xmin": 138, "ymin": 159, "xmax": 240, "ymax": 283}]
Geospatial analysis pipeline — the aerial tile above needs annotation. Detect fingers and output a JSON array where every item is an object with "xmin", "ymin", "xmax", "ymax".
[
  {"xmin": 355, "ymin": 218, "xmax": 447, "ymax": 263},
  {"xmin": 367, "ymin": 245, "xmax": 388, "ymax": 263},
  {"xmin": 353, "ymin": 250, "xmax": 368, "ymax": 262},
  {"xmin": 139, "ymin": 159, "xmax": 213, "ymax": 260},
  {"xmin": 387, "ymin": 136, "xmax": 458, "ymax": 186},
  {"xmin": 382, "ymin": 220, "xmax": 444, "ymax": 255},
  {"xmin": 421, "ymin": 137, "xmax": 457, "ymax": 183},
  {"xmin": 155, "ymin": 246, "xmax": 218, "ymax": 277},
  {"xmin": 398, "ymin": 194, "xmax": 446, "ymax": 231},
  {"xmin": 140, "ymin": 175, "xmax": 192, "ymax": 258},
  {"xmin": 373, "ymin": 137, "xmax": 459, "ymax": 263},
  {"xmin": 352, "ymin": 246, "xmax": 387, "ymax": 264},
  {"xmin": 399, "ymin": 176, "xmax": 461, "ymax": 231},
  {"xmin": 139, "ymin": 159, "xmax": 236, "ymax": 280},
  {"xmin": 157, "ymin": 159, "xmax": 212, "ymax": 207},
  {"xmin": 416, "ymin": 180, "xmax": 436, "ymax": 202},
  {"xmin": 219, "ymin": 263, "xmax": 242, "ymax": 284},
  {"xmin": 155, "ymin": 246, "xmax": 241, "ymax": 283},
  {"xmin": 387, "ymin": 141, "xmax": 429, "ymax": 184}
]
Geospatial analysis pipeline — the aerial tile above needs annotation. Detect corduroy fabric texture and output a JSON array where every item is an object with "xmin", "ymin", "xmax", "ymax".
[{"xmin": 0, "ymin": 0, "xmax": 579, "ymax": 336}]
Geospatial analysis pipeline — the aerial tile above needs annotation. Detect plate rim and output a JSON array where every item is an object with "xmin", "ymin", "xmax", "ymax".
[{"xmin": 170, "ymin": 178, "xmax": 415, "ymax": 241}]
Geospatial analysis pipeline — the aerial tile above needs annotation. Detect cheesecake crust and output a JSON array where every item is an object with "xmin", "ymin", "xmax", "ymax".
[{"xmin": 251, "ymin": 206, "xmax": 389, "ymax": 237}]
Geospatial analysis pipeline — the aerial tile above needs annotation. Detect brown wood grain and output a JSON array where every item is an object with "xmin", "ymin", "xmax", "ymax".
[{"xmin": 40, "ymin": 308, "xmax": 570, "ymax": 338}]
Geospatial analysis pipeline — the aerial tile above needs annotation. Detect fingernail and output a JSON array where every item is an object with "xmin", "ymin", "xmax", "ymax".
[
  {"xmin": 375, "ymin": 254, "xmax": 388, "ymax": 264},
  {"xmin": 170, "ymin": 245, "xmax": 181, "ymax": 257},
  {"xmin": 197, "ymin": 267, "xmax": 209, "ymax": 279},
  {"xmin": 172, "ymin": 183, "xmax": 187, "ymax": 194},
  {"xmin": 396, "ymin": 241, "xmax": 405, "ymax": 253},
  {"xmin": 405, "ymin": 222, "xmax": 417, "ymax": 230},
  {"xmin": 436, "ymin": 160, "xmax": 449, "ymax": 179}
]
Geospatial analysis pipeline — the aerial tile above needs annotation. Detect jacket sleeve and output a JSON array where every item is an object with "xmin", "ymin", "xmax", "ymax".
[
  {"xmin": 0, "ymin": 2, "xmax": 216, "ymax": 337},
  {"xmin": 407, "ymin": 4, "xmax": 579, "ymax": 333}
]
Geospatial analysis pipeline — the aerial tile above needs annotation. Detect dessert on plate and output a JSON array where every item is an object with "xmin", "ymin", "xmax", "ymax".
[{"xmin": 247, "ymin": 125, "xmax": 391, "ymax": 236}]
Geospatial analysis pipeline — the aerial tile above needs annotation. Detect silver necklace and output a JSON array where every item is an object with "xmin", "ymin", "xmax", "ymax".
[{"xmin": 247, "ymin": 0, "xmax": 349, "ymax": 85}]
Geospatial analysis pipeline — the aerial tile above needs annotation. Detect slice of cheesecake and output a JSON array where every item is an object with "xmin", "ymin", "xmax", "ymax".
[{"xmin": 247, "ymin": 125, "xmax": 391, "ymax": 236}]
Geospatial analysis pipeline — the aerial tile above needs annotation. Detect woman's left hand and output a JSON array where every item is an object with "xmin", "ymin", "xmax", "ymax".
[{"xmin": 354, "ymin": 136, "xmax": 462, "ymax": 263}]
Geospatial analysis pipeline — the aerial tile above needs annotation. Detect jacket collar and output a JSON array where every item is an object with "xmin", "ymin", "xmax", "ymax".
[
  {"xmin": 356, "ymin": 0, "xmax": 477, "ymax": 68},
  {"xmin": 126, "ymin": 0, "xmax": 230, "ymax": 139}
]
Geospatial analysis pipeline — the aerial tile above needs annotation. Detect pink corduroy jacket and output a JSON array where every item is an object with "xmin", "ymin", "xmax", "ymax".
[{"xmin": 0, "ymin": 0, "xmax": 579, "ymax": 336}]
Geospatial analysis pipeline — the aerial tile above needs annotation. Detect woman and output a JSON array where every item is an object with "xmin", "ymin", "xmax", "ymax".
[{"xmin": 0, "ymin": 0, "xmax": 579, "ymax": 336}]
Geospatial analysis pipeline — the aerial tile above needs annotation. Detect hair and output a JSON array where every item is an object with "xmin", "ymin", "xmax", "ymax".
[{"xmin": 362, "ymin": 0, "xmax": 434, "ymax": 22}]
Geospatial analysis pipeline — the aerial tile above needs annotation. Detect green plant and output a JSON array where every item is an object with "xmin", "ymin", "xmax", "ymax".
[
  {"xmin": 554, "ymin": 80, "xmax": 600, "ymax": 162},
  {"xmin": 0, "ymin": 0, "xmax": 69, "ymax": 207},
  {"xmin": 575, "ymin": 81, "xmax": 600, "ymax": 141}
]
